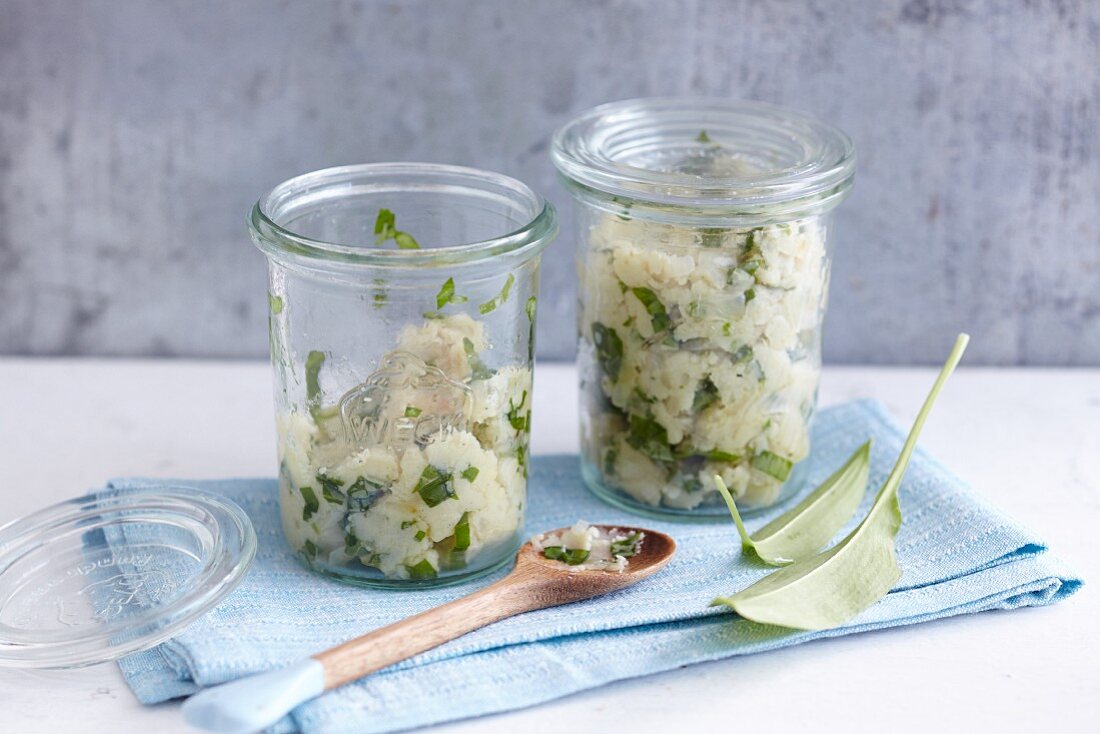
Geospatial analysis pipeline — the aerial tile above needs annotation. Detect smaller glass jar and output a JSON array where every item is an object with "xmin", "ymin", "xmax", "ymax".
[
  {"xmin": 250, "ymin": 163, "xmax": 556, "ymax": 587},
  {"xmin": 553, "ymin": 98, "xmax": 855, "ymax": 519}
]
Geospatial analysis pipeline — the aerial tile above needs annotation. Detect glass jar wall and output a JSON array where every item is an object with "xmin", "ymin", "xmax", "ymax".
[
  {"xmin": 552, "ymin": 99, "xmax": 855, "ymax": 519},
  {"xmin": 250, "ymin": 163, "xmax": 556, "ymax": 586}
]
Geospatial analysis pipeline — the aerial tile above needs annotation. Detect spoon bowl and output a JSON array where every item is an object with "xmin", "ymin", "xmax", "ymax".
[
  {"xmin": 183, "ymin": 523, "xmax": 676, "ymax": 734},
  {"xmin": 515, "ymin": 525, "xmax": 676, "ymax": 603}
]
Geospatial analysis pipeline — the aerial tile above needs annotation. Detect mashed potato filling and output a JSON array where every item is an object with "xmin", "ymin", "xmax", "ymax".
[
  {"xmin": 579, "ymin": 214, "xmax": 826, "ymax": 510},
  {"xmin": 278, "ymin": 314, "xmax": 531, "ymax": 580}
]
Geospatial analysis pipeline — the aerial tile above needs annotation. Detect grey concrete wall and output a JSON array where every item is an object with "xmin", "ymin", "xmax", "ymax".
[{"xmin": 1, "ymin": 0, "xmax": 1097, "ymax": 365}]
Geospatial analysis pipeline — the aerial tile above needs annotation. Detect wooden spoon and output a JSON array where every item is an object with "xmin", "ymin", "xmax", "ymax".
[{"xmin": 182, "ymin": 525, "xmax": 676, "ymax": 734}]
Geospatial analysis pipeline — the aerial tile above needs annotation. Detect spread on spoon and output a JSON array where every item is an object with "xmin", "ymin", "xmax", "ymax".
[{"xmin": 531, "ymin": 521, "xmax": 644, "ymax": 572}]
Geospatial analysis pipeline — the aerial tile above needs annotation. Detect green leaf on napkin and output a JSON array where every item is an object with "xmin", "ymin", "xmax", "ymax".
[
  {"xmin": 714, "ymin": 440, "xmax": 871, "ymax": 565},
  {"xmin": 712, "ymin": 333, "xmax": 969, "ymax": 630}
]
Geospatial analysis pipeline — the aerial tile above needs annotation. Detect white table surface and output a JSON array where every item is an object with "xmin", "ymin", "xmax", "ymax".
[{"xmin": 0, "ymin": 359, "xmax": 1096, "ymax": 733}]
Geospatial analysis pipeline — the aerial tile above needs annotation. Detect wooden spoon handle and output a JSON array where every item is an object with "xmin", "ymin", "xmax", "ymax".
[{"xmin": 312, "ymin": 574, "xmax": 540, "ymax": 690}]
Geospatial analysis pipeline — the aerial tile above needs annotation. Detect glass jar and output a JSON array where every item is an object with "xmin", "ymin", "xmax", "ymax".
[
  {"xmin": 249, "ymin": 163, "xmax": 556, "ymax": 587},
  {"xmin": 552, "ymin": 98, "xmax": 855, "ymax": 519}
]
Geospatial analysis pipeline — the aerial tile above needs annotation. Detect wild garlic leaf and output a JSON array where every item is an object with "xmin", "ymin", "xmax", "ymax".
[
  {"xmin": 714, "ymin": 440, "xmax": 871, "ymax": 565},
  {"xmin": 711, "ymin": 334, "xmax": 969, "ymax": 630}
]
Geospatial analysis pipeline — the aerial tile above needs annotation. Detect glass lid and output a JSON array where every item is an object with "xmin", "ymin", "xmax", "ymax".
[
  {"xmin": 0, "ymin": 486, "xmax": 256, "ymax": 669},
  {"xmin": 551, "ymin": 97, "xmax": 855, "ymax": 218}
]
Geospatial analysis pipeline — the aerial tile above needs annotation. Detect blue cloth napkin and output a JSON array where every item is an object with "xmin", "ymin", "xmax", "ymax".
[{"xmin": 112, "ymin": 399, "xmax": 1081, "ymax": 734}]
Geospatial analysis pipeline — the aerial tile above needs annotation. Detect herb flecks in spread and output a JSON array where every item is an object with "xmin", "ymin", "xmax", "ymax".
[
  {"xmin": 532, "ymin": 521, "xmax": 644, "ymax": 573},
  {"xmin": 277, "ymin": 313, "xmax": 532, "ymax": 581},
  {"xmin": 579, "ymin": 213, "xmax": 827, "ymax": 511}
]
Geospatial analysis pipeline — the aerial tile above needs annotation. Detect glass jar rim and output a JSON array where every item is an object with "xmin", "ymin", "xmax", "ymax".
[
  {"xmin": 249, "ymin": 162, "xmax": 557, "ymax": 269},
  {"xmin": 551, "ymin": 97, "xmax": 855, "ymax": 216}
]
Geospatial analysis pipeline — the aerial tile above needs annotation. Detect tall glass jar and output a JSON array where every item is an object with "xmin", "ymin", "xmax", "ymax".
[
  {"xmin": 249, "ymin": 163, "xmax": 556, "ymax": 587},
  {"xmin": 552, "ymin": 99, "xmax": 855, "ymax": 519}
]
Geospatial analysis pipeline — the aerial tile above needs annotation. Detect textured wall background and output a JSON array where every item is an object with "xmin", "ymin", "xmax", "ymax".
[{"xmin": 1, "ymin": 0, "xmax": 1097, "ymax": 364}]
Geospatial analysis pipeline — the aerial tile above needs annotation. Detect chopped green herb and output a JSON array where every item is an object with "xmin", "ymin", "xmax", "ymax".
[
  {"xmin": 540, "ymin": 541, "xmax": 577, "ymax": 563},
  {"xmin": 321, "ymin": 483, "xmax": 344, "ymax": 504},
  {"xmin": 516, "ymin": 443, "xmax": 528, "ymax": 477},
  {"xmin": 610, "ymin": 532, "xmax": 643, "ymax": 558},
  {"xmin": 346, "ymin": 476, "xmax": 386, "ymax": 511},
  {"xmin": 406, "ymin": 559, "xmax": 437, "ymax": 579},
  {"xmin": 344, "ymin": 527, "xmax": 363, "ymax": 557},
  {"xmin": 744, "ymin": 227, "xmax": 762, "ymax": 253},
  {"xmin": 626, "ymin": 413, "xmax": 675, "ymax": 464},
  {"xmin": 404, "ymin": 405, "xmax": 422, "ymax": 418},
  {"xmin": 453, "ymin": 512, "xmax": 471, "ymax": 551},
  {"xmin": 722, "ymin": 322, "xmax": 732, "ymax": 337},
  {"xmin": 372, "ymin": 278, "xmax": 388, "ymax": 309},
  {"xmin": 741, "ymin": 259, "xmax": 761, "ymax": 276},
  {"xmin": 300, "ymin": 486, "xmax": 319, "ymax": 521},
  {"xmin": 415, "ymin": 465, "xmax": 456, "ymax": 507},
  {"xmin": 317, "ymin": 473, "xmax": 344, "ymax": 492},
  {"xmin": 401, "ymin": 520, "xmax": 416, "ymax": 529},
  {"xmin": 631, "ymin": 287, "xmax": 672, "ymax": 333},
  {"xmin": 603, "ymin": 446, "xmax": 619, "ymax": 476},
  {"xmin": 374, "ymin": 208, "xmax": 395, "ymax": 239},
  {"xmin": 414, "ymin": 530, "xmax": 427, "ymax": 541},
  {"xmin": 745, "ymin": 288, "xmax": 756, "ymax": 303},
  {"xmin": 507, "ymin": 390, "xmax": 530, "ymax": 432},
  {"xmin": 700, "ymin": 227, "xmax": 725, "ymax": 248},
  {"xmin": 702, "ymin": 450, "xmax": 740, "ymax": 463},
  {"xmin": 374, "ymin": 208, "xmax": 421, "ymax": 249},
  {"xmin": 268, "ymin": 293, "xmax": 284, "ymax": 314},
  {"xmin": 752, "ymin": 450, "xmax": 794, "ymax": 481},
  {"xmin": 695, "ymin": 129, "xmax": 712, "ymax": 143},
  {"xmin": 302, "ymin": 539, "xmax": 318, "ymax": 560},
  {"xmin": 692, "ymin": 377, "xmax": 719, "ymax": 413},
  {"xmin": 393, "ymin": 231, "xmax": 420, "ymax": 250},
  {"xmin": 479, "ymin": 273, "xmax": 516, "ymax": 314},
  {"xmin": 440, "ymin": 548, "xmax": 467, "ymax": 570},
  {"xmin": 542, "ymin": 545, "xmax": 565, "ymax": 561},
  {"xmin": 683, "ymin": 477, "xmax": 703, "ymax": 493},
  {"xmin": 435, "ymin": 277, "xmax": 468, "ymax": 309},
  {"xmin": 460, "ymin": 466, "xmax": 480, "ymax": 483},
  {"xmin": 305, "ymin": 350, "xmax": 326, "ymax": 422},
  {"xmin": 591, "ymin": 322, "xmax": 624, "ymax": 381},
  {"xmin": 563, "ymin": 548, "xmax": 590, "ymax": 565},
  {"xmin": 526, "ymin": 295, "xmax": 538, "ymax": 360},
  {"xmin": 463, "ymin": 337, "xmax": 494, "ymax": 380}
]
